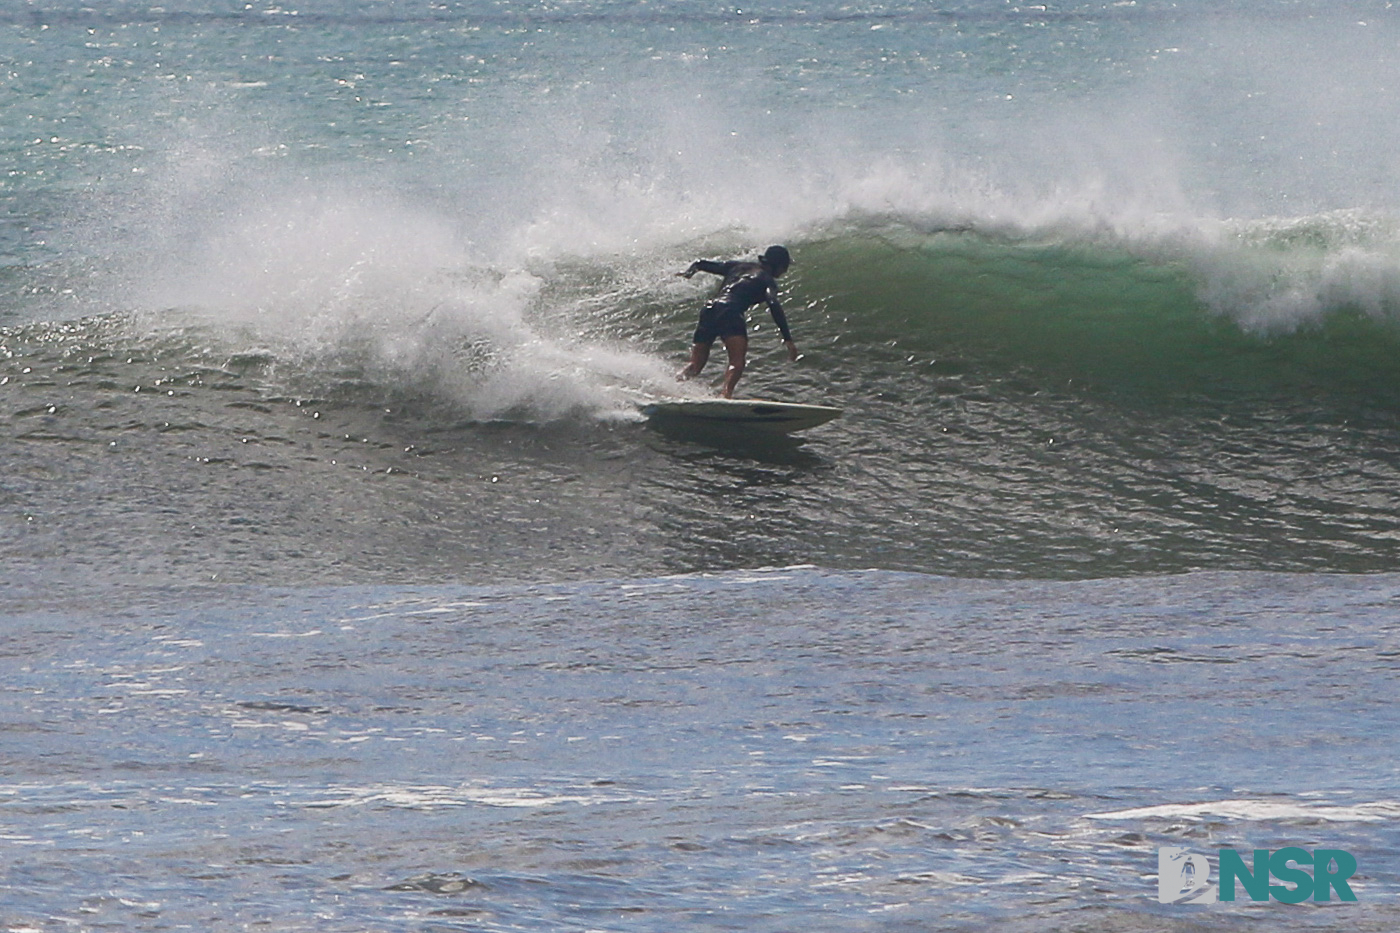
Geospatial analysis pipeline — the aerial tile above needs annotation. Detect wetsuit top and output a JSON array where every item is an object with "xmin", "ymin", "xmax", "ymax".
[{"xmin": 691, "ymin": 259, "xmax": 793, "ymax": 342}]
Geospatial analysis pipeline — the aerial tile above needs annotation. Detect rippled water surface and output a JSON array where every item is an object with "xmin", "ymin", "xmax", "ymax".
[{"xmin": 2, "ymin": 569, "xmax": 1398, "ymax": 931}]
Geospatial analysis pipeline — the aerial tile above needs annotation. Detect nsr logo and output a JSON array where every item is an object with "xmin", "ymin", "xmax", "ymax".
[{"xmin": 1158, "ymin": 847, "xmax": 1358, "ymax": 904}]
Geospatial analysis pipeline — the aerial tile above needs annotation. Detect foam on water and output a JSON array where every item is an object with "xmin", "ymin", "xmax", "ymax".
[{"xmin": 1087, "ymin": 800, "xmax": 1400, "ymax": 824}]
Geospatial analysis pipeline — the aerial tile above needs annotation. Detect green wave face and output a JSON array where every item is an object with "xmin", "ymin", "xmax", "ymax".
[{"xmin": 791, "ymin": 220, "xmax": 1400, "ymax": 406}]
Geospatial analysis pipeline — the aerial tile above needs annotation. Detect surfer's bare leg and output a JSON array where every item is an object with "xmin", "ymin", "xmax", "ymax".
[
  {"xmin": 720, "ymin": 335, "xmax": 747, "ymax": 398},
  {"xmin": 678, "ymin": 342, "xmax": 711, "ymax": 381}
]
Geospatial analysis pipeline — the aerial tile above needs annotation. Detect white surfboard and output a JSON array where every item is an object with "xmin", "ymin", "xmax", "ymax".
[{"xmin": 641, "ymin": 398, "xmax": 842, "ymax": 433}]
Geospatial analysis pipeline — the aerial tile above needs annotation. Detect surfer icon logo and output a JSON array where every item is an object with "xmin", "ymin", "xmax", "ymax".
[{"xmin": 1158, "ymin": 847, "xmax": 1217, "ymax": 904}]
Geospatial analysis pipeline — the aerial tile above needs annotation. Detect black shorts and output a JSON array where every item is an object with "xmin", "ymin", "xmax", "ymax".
[{"xmin": 692, "ymin": 304, "xmax": 746, "ymax": 345}]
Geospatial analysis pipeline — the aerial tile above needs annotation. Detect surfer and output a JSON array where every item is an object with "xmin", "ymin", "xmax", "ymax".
[{"xmin": 676, "ymin": 245, "xmax": 799, "ymax": 398}]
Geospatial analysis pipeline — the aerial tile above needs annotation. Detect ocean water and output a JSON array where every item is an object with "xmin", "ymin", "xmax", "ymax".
[{"xmin": 3, "ymin": 1, "xmax": 1400, "ymax": 929}]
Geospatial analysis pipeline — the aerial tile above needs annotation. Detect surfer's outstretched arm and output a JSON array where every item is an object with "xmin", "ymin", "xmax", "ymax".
[{"xmin": 678, "ymin": 259, "xmax": 732, "ymax": 279}]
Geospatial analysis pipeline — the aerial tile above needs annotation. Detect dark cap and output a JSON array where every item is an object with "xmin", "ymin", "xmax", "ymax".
[{"xmin": 760, "ymin": 245, "xmax": 791, "ymax": 275}]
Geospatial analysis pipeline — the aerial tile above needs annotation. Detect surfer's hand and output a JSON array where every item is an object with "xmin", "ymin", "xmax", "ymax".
[
  {"xmin": 785, "ymin": 340, "xmax": 799, "ymax": 362},
  {"xmin": 677, "ymin": 263, "xmax": 698, "ymax": 279}
]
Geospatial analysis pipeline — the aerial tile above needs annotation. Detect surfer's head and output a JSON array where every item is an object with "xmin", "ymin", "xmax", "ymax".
[{"xmin": 760, "ymin": 245, "xmax": 791, "ymax": 276}]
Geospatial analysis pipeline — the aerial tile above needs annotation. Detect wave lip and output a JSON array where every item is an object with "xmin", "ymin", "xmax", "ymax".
[{"xmin": 1201, "ymin": 210, "xmax": 1400, "ymax": 334}]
